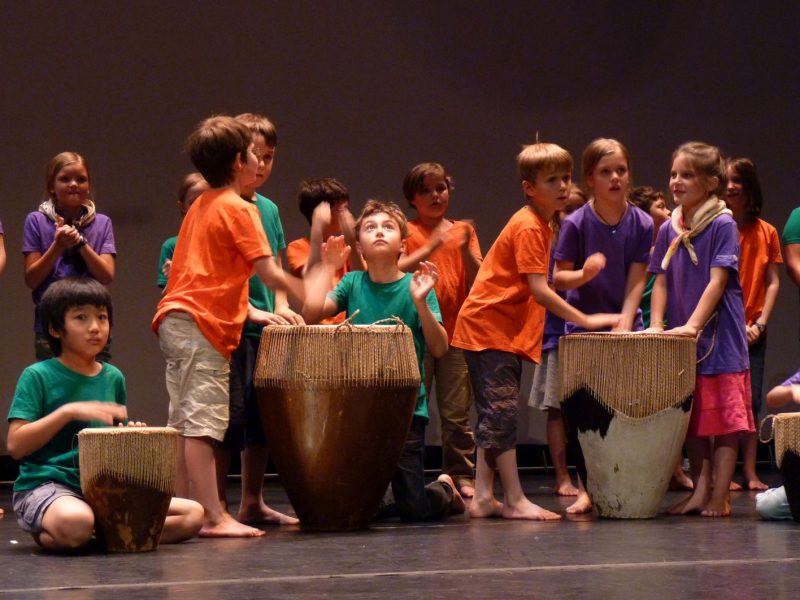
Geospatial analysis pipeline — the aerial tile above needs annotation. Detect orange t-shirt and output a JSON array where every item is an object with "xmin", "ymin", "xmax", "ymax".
[
  {"xmin": 152, "ymin": 188, "xmax": 272, "ymax": 358},
  {"xmin": 404, "ymin": 219, "xmax": 482, "ymax": 341},
  {"xmin": 738, "ymin": 218, "xmax": 783, "ymax": 325},
  {"xmin": 452, "ymin": 206, "xmax": 550, "ymax": 363},
  {"xmin": 286, "ymin": 236, "xmax": 347, "ymax": 324}
]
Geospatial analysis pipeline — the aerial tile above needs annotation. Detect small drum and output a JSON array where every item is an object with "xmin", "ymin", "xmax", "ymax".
[
  {"xmin": 254, "ymin": 322, "xmax": 420, "ymax": 531},
  {"xmin": 560, "ymin": 333, "xmax": 696, "ymax": 518},
  {"xmin": 762, "ymin": 412, "xmax": 800, "ymax": 522},
  {"xmin": 78, "ymin": 427, "xmax": 177, "ymax": 552}
]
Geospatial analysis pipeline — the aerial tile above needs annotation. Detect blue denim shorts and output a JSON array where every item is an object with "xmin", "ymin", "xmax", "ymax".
[{"xmin": 13, "ymin": 482, "xmax": 84, "ymax": 534}]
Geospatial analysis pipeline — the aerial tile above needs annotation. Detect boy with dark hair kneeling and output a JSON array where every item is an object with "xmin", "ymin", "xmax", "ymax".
[{"xmin": 7, "ymin": 277, "xmax": 203, "ymax": 551}]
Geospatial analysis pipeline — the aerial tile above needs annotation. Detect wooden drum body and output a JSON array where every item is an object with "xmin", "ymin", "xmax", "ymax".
[
  {"xmin": 254, "ymin": 324, "xmax": 421, "ymax": 531},
  {"xmin": 560, "ymin": 333, "xmax": 696, "ymax": 518},
  {"xmin": 78, "ymin": 427, "xmax": 177, "ymax": 552},
  {"xmin": 771, "ymin": 413, "xmax": 800, "ymax": 522}
]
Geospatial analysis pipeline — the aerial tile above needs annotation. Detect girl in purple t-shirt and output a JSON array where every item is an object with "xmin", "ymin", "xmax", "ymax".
[
  {"xmin": 22, "ymin": 152, "xmax": 116, "ymax": 360},
  {"xmin": 649, "ymin": 142, "xmax": 753, "ymax": 518}
]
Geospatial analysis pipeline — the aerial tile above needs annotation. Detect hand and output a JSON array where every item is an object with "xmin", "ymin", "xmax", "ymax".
[
  {"xmin": 248, "ymin": 307, "xmax": 290, "ymax": 326},
  {"xmin": 54, "ymin": 216, "xmax": 82, "ymax": 249},
  {"xmin": 667, "ymin": 324, "xmax": 699, "ymax": 338},
  {"xmin": 162, "ymin": 259, "xmax": 172, "ymax": 278},
  {"xmin": 644, "ymin": 326, "xmax": 665, "ymax": 333},
  {"xmin": 449, "ymin": 221, "xmax": 473, "ymax": 248},
  {"xmin": 410, "ymin": 261, "xmax": 439, "ymax": 304},
  {"xmin": 583, "ymin": 313, "xmax": 621, "ymax": 331},
  {"xmin": 611, "ymin": 319, "xmax": 632, "ymax": 333},
  {"xmin": 792, "ymin": 385, "xmax": 800, "ymax": 404},
  {"xmin": 66, "ymin": 401, "xmax": 128, "ymax": 425},
  {"xmin": 276, "ymin": 306, "xmax": 305, "ymax": 325},
  {"xmin": 745, "ymin": 324, "xmax": 761, "ymax": 345},
  {"xmin": 320, "ymin": 235, "xmax": 350, "ymax": 271},
  {"xmin": 119, "ymin": 420, "xmax": 147, "ymax": 427},
  {"xmin": 582, "ymin": 252, "xmax": 606, "ymax": 281}
]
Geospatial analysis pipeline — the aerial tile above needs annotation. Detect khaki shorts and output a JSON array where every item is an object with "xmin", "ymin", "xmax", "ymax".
[{"xmin": 159, "ymin": 312, "xmax": 230, "ymax": 441}]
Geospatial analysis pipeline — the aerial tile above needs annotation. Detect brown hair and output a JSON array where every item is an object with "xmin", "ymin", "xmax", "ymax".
[
  {"xmin": 298, "ymin": 178, "xmax": 350, "ymax": 225},
  {"xmin": 517, "ymin": 142, "xmax": 573, "ymax": 182},
  {"xmin": 581, "ymin": 138, "xmax": 631, "ymax": 182},
  {"xmin": 177, "ymin": 172, "xmax": 208, "ymax": 206},
  {"xmin": 672, "ymin": 142, "xmax": 725, "ymax": 197},
  {"xmin": 235, "ymin": 112, "xmax": 278, "ymax": 147},
  {"xmin": 355, "ymin": 199, "xmax": 409, "ymax": 240},
  {"xmin": 726, "ymin": 157, "xmax": 763, "ymax": 218},
  {"xmin": 45, "ymin": 152, "xmax": 90, "ymax": 201},
  {"xmin": 629, "ymin": 185, "xmax": 665, "ymax": 214},
  {"xmin": 402, "ymin": 162, "xmax": 454, "ymax": 205},
  {"xmin": 184, "ymin": 115, "xmax": 252, "ymax": 188}
]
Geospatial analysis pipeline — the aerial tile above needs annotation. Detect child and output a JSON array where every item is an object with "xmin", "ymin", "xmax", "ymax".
[
  {"xmin": 303, "ymin": 200, "xmax": 465, "ymax": 521},
  {"xmin": 755, "ymin": 370, "xmax": 800, "ymax": 520},
  {"xmin": 725, "ymin": 157, "xmax": 782, "ymax": 491},
  {"xmin": 528, "ymin": 183, "xmax": 586, "ymax": 498},
  {"xmin": 553, "ymin": 138, "xmax": 653, "ymax": 514},
  {"xmin": 152, "ymin": 115, "xmax": 310, "ymax": 537},
  {"xmin": 286, "ymin": 178, "xmax": 362, "ymax": 324},
  {"xmin": 157, "ymin": 173, "xmax": 209, "ymax": 288},
  {"xmin": 649, "ymin": 141, "xmax": 753, "ymax": 517},
  {"xmin": 23, "ymin": 152, "xmax": 116, "ymax": 360},
  {"xmin": 7, "ymin": 277, "xmax": 203, "ymax": 552},
  {"xmin": 451, "ymin": 142, "xmax": 619, "ymax": 520},
  {"xmin": 399, "ymin": 162, "xmax": 482, "ymax": 498},
  {"xmin": 215, "ymin": 113, "xmax": 299, "ymax": 526}
]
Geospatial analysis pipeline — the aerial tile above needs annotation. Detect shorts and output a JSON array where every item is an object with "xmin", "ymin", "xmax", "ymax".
[
  {"xmin": 13, "ymin": 482, "xmax": 83, "ymax": 534},
  {"xmin": 528, "ymin": 348, "xmax": 560, "ymax": 411},
  {"xmin": 464, "ymin": 349, "xmax": 522, "ymax": 451},
  {"xmin": 159, "ymin": 312, "xmax": 230, "ymax": 441}
]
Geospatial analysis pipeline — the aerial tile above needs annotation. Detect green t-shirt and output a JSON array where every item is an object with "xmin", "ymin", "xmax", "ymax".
[
  {"xmin": 7, "ymin": 359, "xmax": 127, "ymax": 493},
  {"xmin": 244, "ymin": 194, "xmax": 287, "ymax": 339},
  {"xmin": 782, "ymin": 207, "xmax": 800, "ymax": 245},
  {"xmin": 328, "ymin": 271, "xmax": 442, "ymax": 420},
  {"xmin": 157, "ymin": 236, "xmax": 178, "ymax": 289}
]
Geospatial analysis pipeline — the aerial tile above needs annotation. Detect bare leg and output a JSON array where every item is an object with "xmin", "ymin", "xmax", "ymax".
[
  {"xmin": 175, "ymin": 436, "xmax": 190, "ymax": 498},
  {"xmin": 183, "ymin": 436, "xmax": 264, "ymax": 537},
  {"xmin": 670, "ymin": 456, "xmax": 694, "ymax": 491},
  {"xmin": 38, "ymin": 496, "xmax": 95, "ymax": 552},
  {"xmin": 160, "ymin": 497, "xmax": 204, "ymax": 544},
  {"xmin": 214, "ymin": 445, "xmax": 232, "ymax": 511},
  {"xmin": 494, "ymin": 448, "xmax": 561, "ymax": 520},
  {"xmin": 565, "ymin": 477, "xmax": 592, "ymax": 514},
  {"xmin": 702, "ymin": 433, "xmax": 739, "ymax": 517},
  {"xmin": 238, "ymin": 445, "xmax": 298, "ymax": 525},
  {"xmin": 667, "ymin": 437, "xmax": 711, "ymax": 515},
  {"xmin": 547, "ymin": 409, "xmax": 578, "ymax": 496},
  {"xmin": 741, "ymin": 432, "xmax": 768, "ymax": 491},
  {"xmin": 469, "ymin": 447, "xmax": 503, "ymax": 518}
]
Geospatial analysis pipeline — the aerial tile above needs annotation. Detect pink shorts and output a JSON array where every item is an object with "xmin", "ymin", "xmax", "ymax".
[{"xmin": 687, "ymin": 371, "xmax": 755, "ymax": 438}]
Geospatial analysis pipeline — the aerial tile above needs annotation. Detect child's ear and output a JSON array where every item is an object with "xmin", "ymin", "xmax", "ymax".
[
  {"xmin": 48, "ymin": 325, "xmax": 61, "ymax": 339},
  {"xmin": 522, "ymin": 180, "xmax": 536, "ymax": 197},
  {"xmin": 706, "ymin": 176, "xmax": 719, "ymax": 193},
  {"xmin": 400, "ymin": 239, "xmax": 407, "ymax": 255},
  {"xmin": 232, "ymin": 152, "xmax": 244, "ymax": 173}
]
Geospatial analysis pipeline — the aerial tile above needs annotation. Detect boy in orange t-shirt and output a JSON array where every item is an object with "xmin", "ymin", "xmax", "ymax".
[
  {"xmin": 399, "ymin": 162, "xmax": 482, "ymax": 497},
  {"xmin": 452, "ymin": 143, "xmax": 620, "ymax": 520},
  {"xmin": 152, "ymin": 116, "xmax": 312, "ymax": 538}
]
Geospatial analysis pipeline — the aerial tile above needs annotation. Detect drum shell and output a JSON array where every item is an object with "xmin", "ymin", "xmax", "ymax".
[{"xmin": 772, "ymin": 413, "xmax": 800, "ymax": 522}]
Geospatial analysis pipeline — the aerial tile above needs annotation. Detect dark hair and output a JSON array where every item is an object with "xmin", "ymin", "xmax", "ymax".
[
  {"xmin": 629, "ymin": 186, "xmax": 665, "ymax": 214},
  {"xmin": 184, "ymin": 115, "xmax": 252, "ymax": 188},
  {"xmin": 39, "ymin": 277, "xmax": 113, "ymax": 356},
  {"xmin": 402, "ymin": 162, "xmax": 454, "ymax": 205},
  {"xmin": 297, "ymin": 178, "xmax": 350, "ymax": 224},
  {"xmin": 235, "ymin": 113, "xmax": 278, "ymax": 147},
  {"xmin": 726, "ymin": 157, "xmax": 763, "ymax": 218}
]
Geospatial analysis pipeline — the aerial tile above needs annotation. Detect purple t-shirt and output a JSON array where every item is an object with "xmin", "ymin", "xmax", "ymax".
[
  {"xmin": 22, "ymin": 211, "xmax": 116, "ymax": 332},
  {"xmin": 781, "ymin": 369, "xmax": 800, "ymax": 387},
  {"xmin": 649, "ymin": 214, "xmax": 748, "ymax": 375},
  {"xmin": 555, "ymin": 203, "xmax": 653, "ymax": 333}
]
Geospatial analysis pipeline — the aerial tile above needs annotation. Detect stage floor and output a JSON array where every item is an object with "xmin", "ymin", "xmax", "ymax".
[{"xmin": 0, "ymin": 471, "xmax": 797, "ymax": 599}]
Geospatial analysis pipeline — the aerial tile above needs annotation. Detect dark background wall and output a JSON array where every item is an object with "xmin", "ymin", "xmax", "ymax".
[{"xmin": 1, "ymin": 1, "xmax": 798, "ymax": 447}]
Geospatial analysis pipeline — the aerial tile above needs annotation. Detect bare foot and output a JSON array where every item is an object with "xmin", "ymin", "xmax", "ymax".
[
  {"xmin": 239, "ymin": 504, "xmax": 299, "ymax": 525},
  {"xmin": 565, "ymin": 491, "xmax": 592, "ymax": 514},
  {"xmin": 729, "ymin": 480, "xmax": 743, "ymax": 491},
  {"xmin": 556, "ymin": 481, "xmax": 579, "ymax": 497},
  {"xmin": 701, "ymin": 498, "xmax": 731, "ymax": 517},
  {"xmin": 458, "ymin": 484, "xmax": 475, "ymax": 499},
  {"xmin": 744, "ymin": 478, "xmax": 769, "ymax": 492},
  {"xmin": 469, "ymin": 497, "xmax": 504, "ymax": 518},
  {"xmin": 437, "ymin": 474, "xmax": 466, "ymax": 515},
  {"xmin": 669, "ymin": 472, "xmax": 694, "ymax": 491},
  {"xmin": 199, "ymin": 513, "xmax": 266, "ymax": 537},
  {"xmin": 0, "ymin": 507, "xmax": 4, "ymax": 516},
  {"xmin": 503, "ymin": 497, "xmax": 561, "ymax": 521},
  {"xmin": 666, "ymin": 492, "xmax": 707, "ymax": 516}
]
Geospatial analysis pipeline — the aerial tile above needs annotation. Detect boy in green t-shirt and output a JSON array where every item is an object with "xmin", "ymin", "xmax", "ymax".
[
  {"xmin": 7, "ymin": 277, "xmax": 203, "ymax": 551},
  {"xmin": 304, "ymin": 200, "xmax": 465, "ymax": 521}
]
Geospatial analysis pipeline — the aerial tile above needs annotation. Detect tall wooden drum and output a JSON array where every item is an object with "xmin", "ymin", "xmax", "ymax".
[
  {"xmin": 254, "ymin": 322, "xmax": 421, "ymax": 531},
  {"xmin": 766, "ymin": 413, "xmax": 800, "ymax": 522},
  {"xmin": 78, "ymin": 427, "xmax": 177, "ymax": 552},
  {"xmin": 560, "ymin": 333, "xmax": 696, "ymax": 518}
]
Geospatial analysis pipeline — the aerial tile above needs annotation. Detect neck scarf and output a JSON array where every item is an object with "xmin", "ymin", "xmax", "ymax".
[
  {"xmin": 38, "ymin": 198, "xmax": 97, "ymax": 229},
  {"xmin": 660, "ymin": 196, "xmax": 730, "ymax": 270}
]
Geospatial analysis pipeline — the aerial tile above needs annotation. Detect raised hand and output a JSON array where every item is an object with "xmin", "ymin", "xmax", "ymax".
[
  {"xmin": 320, "ymin": 235, "xmax": 350, "ymax": 271},
  {"xmin": 67, "ymin": 401, "xmax": 128, "ymax": 425},
  {"xmin": 410, "ymin": 261, "xmax": 439, "ymax": 304}
]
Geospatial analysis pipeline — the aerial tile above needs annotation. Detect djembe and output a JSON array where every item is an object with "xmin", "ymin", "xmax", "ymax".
[
  {"xmin": 762, "ymin": 412, "xmax": 800, "ymax": 521},
  {"xmin": 254, "ymin": 321, "xmax": 420, "ymax": 531},
  {"xmin": 560, "ymin": 333, "xmax": 696, "ymax": 518},
  {"xmin": 78, "ymin": 427, "xmax": 177, "ymax": 551}
]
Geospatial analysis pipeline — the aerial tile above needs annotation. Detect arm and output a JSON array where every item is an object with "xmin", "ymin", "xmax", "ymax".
[
  {"xmin": 747, "ymin": 262, "xmax": 780, "ymax": 344},
  {"xmin": 784, "ymin": 244, "xmax": 800, "ymax": 287},
  {"xmin": 460, "ymin": 222, "xmax": 482, "ymax": 286},
  {"xmin": 24, "ymin": 217, "xmax": 81, "ymax": 289},
  {"xmin": 409, "ymin": 262, "xmax": 448, "ymax": 358},
  {"xmin": 398, "ymin": 229, "xmax": 445, "ymax": 273},
  {"xmin": 272, "ymin": 252, "xmax": 305, "ymax": 325},
  {"xmin": 527, "ymin": 273, "xmax": 620, "ymax": 330},
  {"xmin": 303, "ymin": 203, "xmax": 329, "ymax": 276},
  {"xmin": 76, "ymin": 244, "xmax": 115, "ymax": 284},
  {"xmin": 647, "ymin": 273, "xmax": 667, "ymax": 332},
  {"xmin": 253, "ymin": 255, "xmax": 306, "ymax": 307},
  {"xmin": 337, "ymin": 205, "xmax": 365, "ymax": 271},
  {"xmin": 553, "ymin": 253, "xmax": 606, "ymax": 291},
  {"xmin": 6, "ymin": 402, "xmax": 128, "ymax": 460},
  {"xmin": 0, "ymin": 234, "xmax": 6, "ymax": 274},
  {"xmin": 301, "ymin": 236, "xmax": 350, "ymax": 323},
  {"xmin": 668, "ymin": 267, "xmax": 728, "ymax": 337},
  {"xmin": 614, "ymin": 262, "xmax": 648, "ymax": 332},
  {"xmin": 766, "ymin": 384, "xmax": 800, "ymax": 408}
]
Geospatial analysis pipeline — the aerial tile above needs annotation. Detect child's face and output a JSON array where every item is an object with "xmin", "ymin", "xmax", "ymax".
[
  {"xmin": 524, "ymin": 168, "xmax": 572, "ymax": 214},
  {"xmin": 558, "ymin": 189, "xmax": 585, "ymax": 224},
  {"xmin": 51, "ymin": 162, "xmax": 90, "ymax": 211},
  {"xmin": 724, "ymin": 166, "xmax": 747, "ymax": 217},
  {"xmin": 357, "ymin": 212, "xmax": 404, "ymax": 260},
  {"xmin": 179, "ymin": 181, "xmax": 208, "ymax": 216},
  {"xmin": 410, "ymin": 173, "xmax": 449, "ymax": 224},
  {"xmin": 649, "ymin": 196, "xmax": 670, "ymax": 229},
  {"xmin": 252, "ymin": 134, "xmax": 275, "ymax": 188},
  {"xmin": 52, "ymin": 305, "xmax": 110, "ymax": 362},
  {"xmin": 670, "ymin": 154, "xmax": 714, "ymax": 215},
  {"xmin": 586, "ymin": 150, "xmax": 629, "ymax": 203},
  {"xmin": 236, "ymin": 142, "xmax": 259, "ymax": 189}
]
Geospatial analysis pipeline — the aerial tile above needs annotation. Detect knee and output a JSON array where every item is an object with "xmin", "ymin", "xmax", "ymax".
[{"xmin": 44, "ymin": 505, "xmax": 95, "ymax": 550}]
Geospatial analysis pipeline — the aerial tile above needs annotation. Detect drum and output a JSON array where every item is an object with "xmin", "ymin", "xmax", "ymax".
[
  {"xmin": 560, "ymin": 333, "xmax": 696, "ymax": 518},
  {"xmin": 763, "ymin": 412, "xmax": 800, "ymax": 521},
  {"xmin": 254, "ymin": 322, "xmax": 420, "ymax": 531},
  {"xmin": 78, "ymin": 427, "xmax": 177, "ymax": 552}
]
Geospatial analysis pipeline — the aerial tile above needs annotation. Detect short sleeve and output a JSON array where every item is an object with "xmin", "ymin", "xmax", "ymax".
[
  {"xmin": 157, "ymin": 239, "xmax": 175, "ymax": 288},
  {"xmin": 710, "ymin": 220, "xmax": 740, "ymax": 271},
  {"xmin": 22, "ymin": 212, "xmax": 46, "ymax": 255},
  {"xmin": 782, "ymin": 208, "xmax": 800, "ymax": 245},
  {"xmin": 96, "ymin": 218, "xmax": 116, "ymax": 255},
  {"xmin": 649, "ymin": 222, "xmax": 670, "ymax": 274},
  {"xmin": 8, "ymin": 367, "xmax": 44, "ymax": 423},
  {"xmin": 516, "ymin": 224, "xmax": 549, "ymax": 275},
  {"xmin": 328, "ymin": 272, "xmax": 354, "ymax": 313},
  {"xmin": 768, "ymin": 226, "xmax": 784, "ymax": 264},
  {"xmin": 554, "ymin": 217, "xmax": 579, "ymax": 264}
]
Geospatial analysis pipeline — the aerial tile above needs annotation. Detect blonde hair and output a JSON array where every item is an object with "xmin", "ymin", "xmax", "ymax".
[
  {"xmin": 672, "ymin": 142, "xmax": 725, "ymax": 197},
  {"xmin": 517, "ymin": 142, "xmax": 573, "ymax": 182},
  {"xmin": 355, "ymin": 199, "xmax": 409, "ymax": 240},
  {"xmin": 45, "ymin": 152, "xmax": 90, "ymax": 202},
  {"xmin": 581, "ymin": 138, "xmax": 631, "ymax": 182}
]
